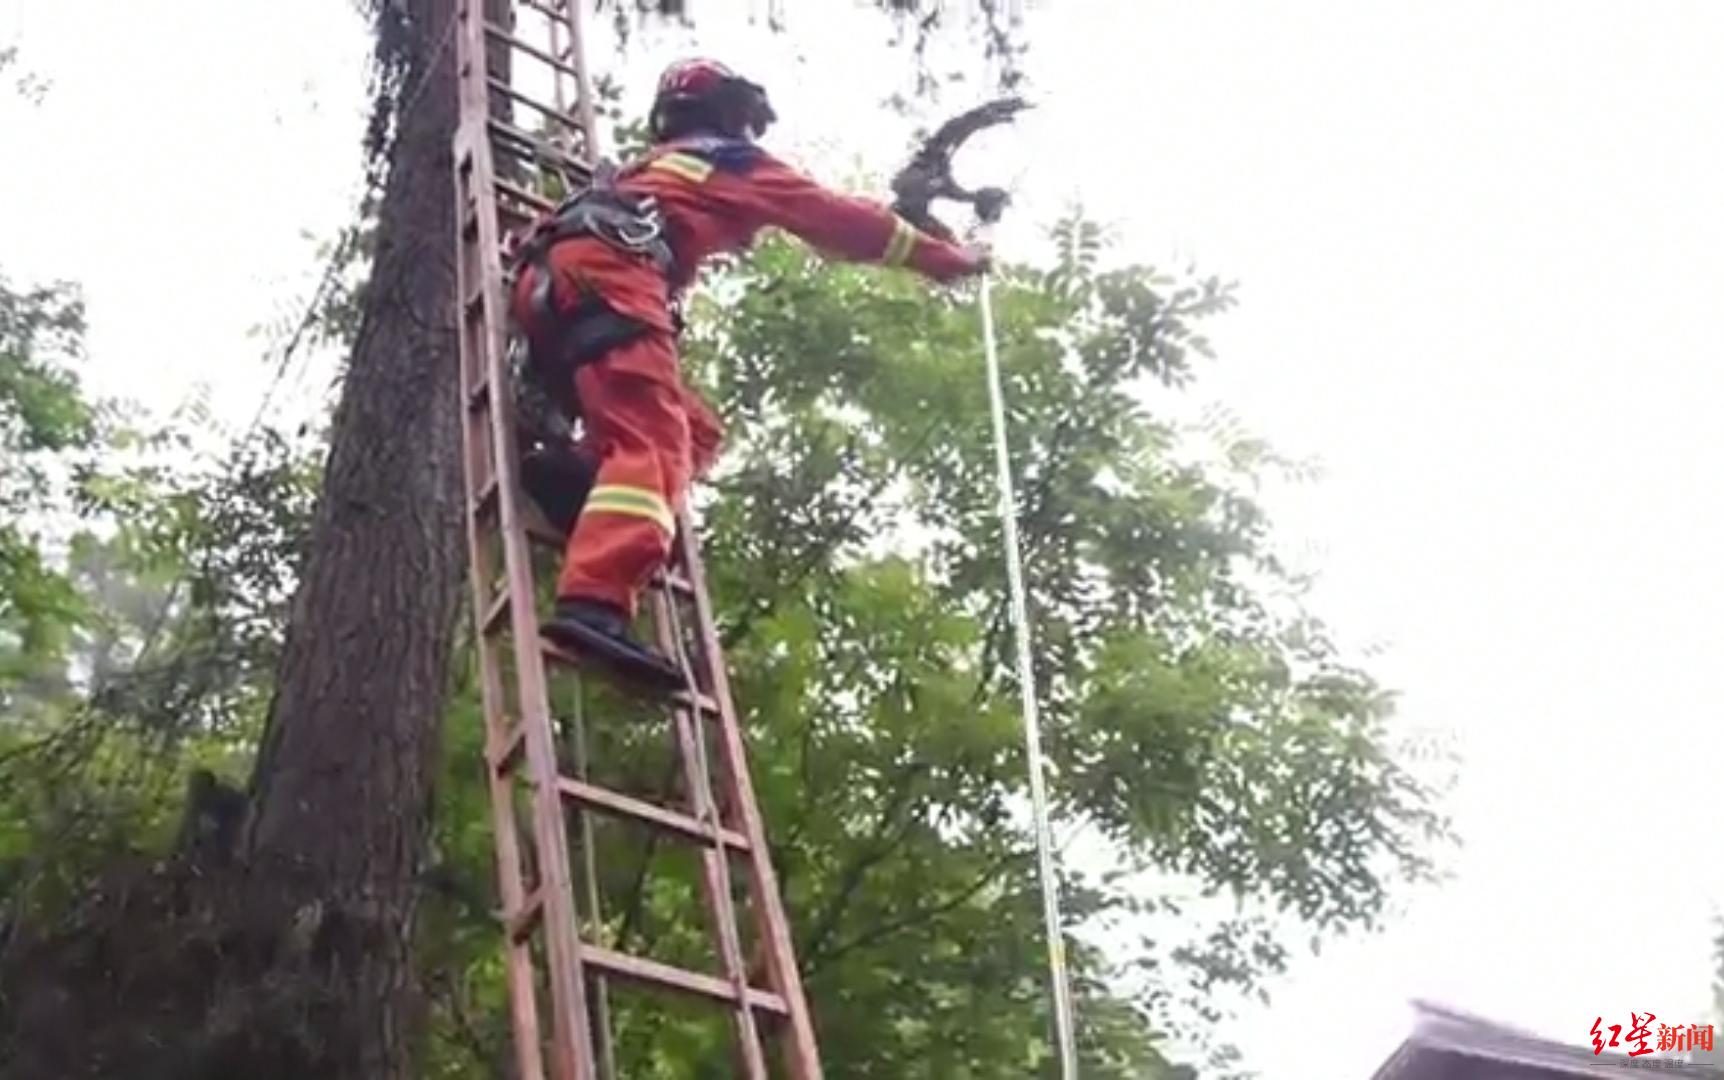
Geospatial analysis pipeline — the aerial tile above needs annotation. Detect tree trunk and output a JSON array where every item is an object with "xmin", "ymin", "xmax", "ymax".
[
  {"xmin": 237, "ymin": 0, "xmax": 465, "ymax": 1074},
  {"xmin": 0, "ymin": 4, "xmax": 470, "ymax": 1074},
  {"xmin": 1, "ymin": 6, "xmax": 1013, "ymax": 1077}
]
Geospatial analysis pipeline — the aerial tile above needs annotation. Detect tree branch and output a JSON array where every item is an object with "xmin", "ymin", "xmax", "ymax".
[
  {"xmin": 721, "ymin": 412, "xmax": 946, "ymax": 651},
  {"xmin": 794, "ymin": 761, "xmax": 930, "ymax": 964},
  {"xmin": 615, "ymin": 754, "xmax": 682, "ymax": 952},
  {"xmin": 805, "ymin": 846, "xmax": 1029, "ymax": 975}
]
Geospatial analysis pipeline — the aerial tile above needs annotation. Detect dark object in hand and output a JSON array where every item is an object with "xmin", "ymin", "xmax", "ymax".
[{"xmin": 890, "ymin": 97, "xmax": 1031, "ymax": 243}]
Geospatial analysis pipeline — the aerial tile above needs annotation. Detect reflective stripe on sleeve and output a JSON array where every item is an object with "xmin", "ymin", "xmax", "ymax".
[{"xmin": 882, "ymin": 215, "xmax": 919, "ymax": 267}]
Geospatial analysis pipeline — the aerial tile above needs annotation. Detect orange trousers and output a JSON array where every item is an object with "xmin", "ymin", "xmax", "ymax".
[{"xmin": 556, "ymin": 331, "xmax": 723, "ymax": 618}]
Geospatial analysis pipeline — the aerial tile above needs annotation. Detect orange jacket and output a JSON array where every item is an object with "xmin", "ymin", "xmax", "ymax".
[{"xmin": 514, "ymin": 135, "xmax": 981, "ymax": 336}]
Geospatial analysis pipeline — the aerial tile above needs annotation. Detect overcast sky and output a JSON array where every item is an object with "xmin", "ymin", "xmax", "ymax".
[{"xmin": 4, "ymin": 1, "xmax": 1723, "ymax": 1076}]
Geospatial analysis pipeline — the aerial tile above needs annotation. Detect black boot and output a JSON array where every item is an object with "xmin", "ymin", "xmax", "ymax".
[
  {"xmin": 520, "ymin": 444, "xmax": 597, "ymax": 537},
  {"xmin": 540, "ymin": 597, "xmax": 685, "ymax": 693}
]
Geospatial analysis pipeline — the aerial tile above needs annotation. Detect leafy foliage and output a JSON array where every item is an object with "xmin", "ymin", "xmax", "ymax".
[
  {"xmin": 0, "ymin": 275, "xmax": 96, "ymax": 696},
  {"xmin": 1, "ymin": 4, "xmax": 1449, "ymax": 1075},
  {"xmin": 0, "ymin": 213, "xmax": 1451, "ymax": 1075},
  {"xmin": 393, "ymin": 217, "xmax": 1451, "ymax": 1077},
  {"xmin": 0, "ymin": 98, "xmax": 1446, "ymax": 1080},
  {"xmin": 680, "ymin": 220, "xmax": 1445, "ymax": 1074},
  {"xmin": 0, "ymin": 266, "xmax": 322, "ymax": 975},
  {"xmin": 0, "ymin": 45, "xmax": 51, "ymax": 105}
]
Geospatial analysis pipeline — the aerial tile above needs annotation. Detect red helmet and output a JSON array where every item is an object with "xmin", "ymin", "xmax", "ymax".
[
  {"xmin": 656, "ymin": 58, "xmax": 736, "ymax": 101},
  {"xmin": 649, "ymin": 57, "xmax": 777, "ymax": 141}
]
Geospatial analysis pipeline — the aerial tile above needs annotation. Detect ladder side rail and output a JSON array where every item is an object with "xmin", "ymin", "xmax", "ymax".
[
  {"xmin": 455, "ymin": 141, "xmax": 549, "ymax": 1080},
  {"xmin": 672, "ymin": 519, "xmax": 826, "ymax": 1080},
  {"xmin": 457, "ymin": 3, "xmax": 595, "ymax": 1077},
  {"xmin": 652, "ymin": 587, "xmax": 773, "ymax": 1078},
  {"xmin": 533, "ymin": 11, "xmax": 617, "ymax": 1075},
  {"xmin": 554, "ymin": 0, "xmax": 602, "ymax": 161},
  {"xmin": 455, "ymin": 8, "xmax": 828, "ymax": 1076},
  {"xmin": 562, "ymin": 697, "xmax": 619, "ymax": 1080}
]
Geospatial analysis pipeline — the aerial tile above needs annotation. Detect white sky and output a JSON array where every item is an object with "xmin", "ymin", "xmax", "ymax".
[{"xmin": 4, "ymin": 2, "xmax": 1723, "ymax": 1077}]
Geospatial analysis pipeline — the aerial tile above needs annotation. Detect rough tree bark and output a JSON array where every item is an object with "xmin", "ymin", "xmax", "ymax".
[
  {"xmin": 236, "ymin": 0, "xmax": 465, "ymax": 1073},
  {"xmin": 0, "ymin": 2, "xmax": 468, "ymax": 1074},
  {"xmin": 0, "ymin": 5, "xmax": 1020, "ymax": 1077}
]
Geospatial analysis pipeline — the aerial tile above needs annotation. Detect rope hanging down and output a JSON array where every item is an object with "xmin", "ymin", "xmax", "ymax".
[
  {"xmin": 891, "ymin": 99, "xmax": 1081, "ymax": 1080},
  {"xmin": 979, "ymin": 261, "xmax": 1080, "ymax": 1080}
]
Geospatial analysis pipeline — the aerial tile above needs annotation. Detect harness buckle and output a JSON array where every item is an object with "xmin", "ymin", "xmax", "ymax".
[{"xmin": 610, "ymin": 195, "xmax": 665, "ymax": 250}]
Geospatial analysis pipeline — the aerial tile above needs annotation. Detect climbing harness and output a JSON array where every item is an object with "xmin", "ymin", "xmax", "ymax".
[
  {"xmin": 508, "ymin": 161, "xmax": 675, "ymax": 389},
  {"xmin": 903, "ymin": 96, "xmax": 1081, "ymax": 1079},
  {"xmin": 514, "ymin": 161, "xmax": 676, "ymax": 276}
]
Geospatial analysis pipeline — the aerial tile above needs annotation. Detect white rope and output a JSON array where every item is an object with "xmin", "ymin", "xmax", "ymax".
[{"xmin": 977, "ymin": 263, "xmax": 1080, "ymax": 1078}]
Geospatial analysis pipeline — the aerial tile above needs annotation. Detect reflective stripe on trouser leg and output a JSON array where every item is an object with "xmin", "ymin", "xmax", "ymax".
[
  {"xmin": 584, "ymin": 485, "xmax": 675, "ymax": 533},
  {"xmin": 558, "ymin": 333, "xmax": 691, "ymax": 618}
]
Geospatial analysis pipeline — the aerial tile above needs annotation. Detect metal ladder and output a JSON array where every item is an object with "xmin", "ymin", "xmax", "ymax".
[{"xmin": 449, "ymin": 2, "xmax": 823, "ymax": 1077}]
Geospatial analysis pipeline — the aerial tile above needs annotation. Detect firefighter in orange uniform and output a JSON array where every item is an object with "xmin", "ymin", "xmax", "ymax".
[{"xmin": 509, "ymin": 58, "xmax": 990, "ymax": 690}]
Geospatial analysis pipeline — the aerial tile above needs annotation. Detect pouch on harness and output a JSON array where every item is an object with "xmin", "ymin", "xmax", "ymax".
[{"xmin": 510, "ymin": 163, "xmax": 677, "ymax": 393}]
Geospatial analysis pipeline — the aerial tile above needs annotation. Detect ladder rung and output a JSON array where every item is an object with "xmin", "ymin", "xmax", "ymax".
[
  {"xmin": 506, "ymin": 888, "xmax": 544, "ymax": 942},
  {"xmin": 672, "ymin": 688, "xmax": 721, "ymax": 716},
  {"xmin": 472, "ymin": 473, "xmax": 565, "ymax": 548},
  {"xmin": 487, "ymin": 117, "xmax": 591, "ymax": 180},
  {"xmin": 494, "ymin": 177, "xmax": 556, "ymax": 216},
  {"xmin": 539, "ymin": 641, "xmax": 714, "ymax": 714},
  {"xmin": 494, "ymin": 197, "xmax": 539, "ymax": 236},
  {"xmin": 518, "ymin": 0, "xmax": 567, "ymax": 21},
  {"xmin": 651, "ymin": 571, "xmax": 697, "ymax": 597},
  {"xmin": 481, "ymin": 22, "xmax": 584, "ymax": 84},
  {"xmin": 541, "ymin": 638, "xmax": 579, "ymax": 670},
  {"xmin": 522, "ymin": 504, "xmax": 566, "ymax": 549},
  {"xmin": 487, "ymin": 720, "xmax": 526, "ymax": 774},
  {"xmin": 471, "ymin": 477, "xmax": 500, "ymax": 520},
  {"xmin": 557, "ymin": 776, "xmax": 748, "ymax": 851},
  {"xmin": 513, "ymin": 480, "xmax": 565, "ymax": 547},
  {"xmin": 482, "ymin": 589, "xmax": 511, "ymax": 634},
  {"xmin": 464, "ymin": 286, "xmax": 485, "ymax": 316},
  {"xmin": 486, "ymin": 76, "xmax": 582, "ymax": 132},
  {"xmin": 581, "ymin": 943, "xmax": 788, "ymax": 1016},
  {"xmin": 467, "ymin": 379, "xmax": 490, "ymax": 413}
]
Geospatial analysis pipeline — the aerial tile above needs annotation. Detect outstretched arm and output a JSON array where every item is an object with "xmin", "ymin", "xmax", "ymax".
[{"xmin": 710, "ymin": 150, "xmax": 988, "ymax": 283}]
